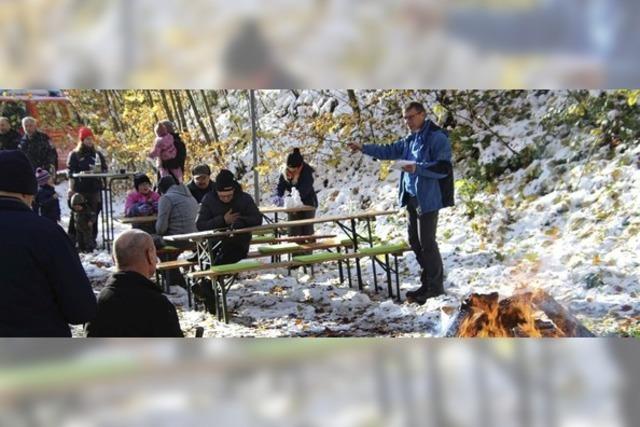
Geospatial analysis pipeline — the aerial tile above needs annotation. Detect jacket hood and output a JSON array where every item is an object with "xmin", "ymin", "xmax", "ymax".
[{"xmin": 167, "ymin": 184, "xmax": 194, "ymax": 199}]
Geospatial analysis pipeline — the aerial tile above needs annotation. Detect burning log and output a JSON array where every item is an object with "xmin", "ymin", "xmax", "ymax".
[{"xmin": 445, "ymin": 290, "xmax": 594, "ymax": 337}]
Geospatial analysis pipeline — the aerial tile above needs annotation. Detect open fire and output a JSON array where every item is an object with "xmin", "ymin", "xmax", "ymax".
[{"xmin": 445, "ymin": 289, "xmax": 594, "ymax": 337}]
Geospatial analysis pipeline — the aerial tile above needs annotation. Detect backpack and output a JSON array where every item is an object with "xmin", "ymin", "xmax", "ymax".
[{"xmin": 162, "ymin": 133, "xmax": 187, "ymax": 171}]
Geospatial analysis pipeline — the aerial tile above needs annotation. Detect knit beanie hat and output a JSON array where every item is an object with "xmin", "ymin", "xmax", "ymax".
[
  {"xmin": 158, "ymin": 176, "xmax": 176, "ymax": 195},
  {"xmin": 35, "ymin": 167, "xmax": 50, "ymax": 186},
  {"xmin": 191, "ymin": 164, "xmax": 211, "ymax": 177},
  {"xmin": 286, "ymin": 148, "xmax": 303, "ymax": 168},
  {"xmin": 0, "ymin": 150, "xmax": 38, "ymax": 195},
  {"xmin": 214, "ymin": 169, "xmax": 236, "ymax": 191},
  {"xmin": 70, "ymin": 193, "xmax": 86, "ymax": 206},
  {"xmin": 133, "ymin": 173, "xmax": 152, "ymax": 190},
  {"xmin": 78, "ymin": 127, "xmax": 94, "ymax": 141}
]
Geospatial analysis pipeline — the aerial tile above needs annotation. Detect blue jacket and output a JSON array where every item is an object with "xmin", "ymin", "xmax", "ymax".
[
  {"xmin": 362, "ymin": 120, "xmax": 454, "ymax": 213},
  {"xmin": 34, "ymin": 184, "xmax": 61, "ymax": 222},
  {"xmin": 0, "ymin": 196, "xmax": 97, "ymax": 336}
]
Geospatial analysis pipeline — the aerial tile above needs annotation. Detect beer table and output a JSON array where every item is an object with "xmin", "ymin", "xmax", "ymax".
[{"xmin": 72, "ymin": 171, "xmax": 136, "ymax": 249}]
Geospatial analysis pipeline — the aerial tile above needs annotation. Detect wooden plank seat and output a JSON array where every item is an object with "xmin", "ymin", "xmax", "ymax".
[
  {"xmin": 249, "ymin": 234, "xmax": 336, "ymax": 245},
  {"xmin": 155, "ymin": 247, "xmax": 195, "ymax": 308},
  {"xmin": 156, "ymin": 259, "xmax": 196, "ymax": 271},
  {"xmin": 115, "ymin": 215, "xmax": 157, "ymax": 225},
  {"xmin": 188, "ymin": 242, "xmax": 411, "ymax": 323},
  {"xmin": 156, "ymin": 245, "xmax": 184, "ymax": 256},
  {"xmin": 247, "ymin": 239, "xmax": 354, "ymax": 258}
]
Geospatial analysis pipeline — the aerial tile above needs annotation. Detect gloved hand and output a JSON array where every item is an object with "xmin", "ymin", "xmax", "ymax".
[{"xmin": 272, "ymin": 195, "xmax": 284, "ymax": 207}]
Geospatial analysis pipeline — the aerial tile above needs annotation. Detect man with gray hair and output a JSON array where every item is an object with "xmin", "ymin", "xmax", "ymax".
[
  {"xmin": 19, "ymin": 116, "xmax": 58, "ymax": 173},
  {"xmin": 85, "ymin": 229, "xmax": 184, "ymax": 337},
  {"xmin": 0, "ymin": 117, "xmax": 21, "ymax": 150},
  {"xmin": 348, "ymin": 101, "xmax": 454, "ymax": 305}
]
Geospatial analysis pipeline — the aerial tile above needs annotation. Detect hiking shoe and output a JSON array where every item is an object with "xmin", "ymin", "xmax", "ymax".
[{"xmin": 406, "ymin": 288, "xmax": 445, "ymax": 305}]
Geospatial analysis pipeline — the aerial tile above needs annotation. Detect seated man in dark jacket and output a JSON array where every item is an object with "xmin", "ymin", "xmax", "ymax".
[
  {"xmin": 196, "ymin": 169, "xmax": 262, "ymax": 265},
  {"xmin": 187, "ymin": 163, "xmax": 215, "ymax": 204},
  {"xmin": 0, "ymin": 150, "xmax": 97, "ymax": 336},
  {"xmin": 86, "ymin": 229, "xmax": 184, "ymax": 337}
]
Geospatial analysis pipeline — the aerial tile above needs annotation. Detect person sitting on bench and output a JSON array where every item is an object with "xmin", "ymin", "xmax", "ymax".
[
  {"xmin": 196, "ymin": 169, "xmax": 262, "ymax": 265},
  {"xmin": 124, "ymin": 173, "xmax": 160, "ymax": 234},
  {"xmin": 86, "ymin": 229, "xmax": 184, "ymax": 337}
]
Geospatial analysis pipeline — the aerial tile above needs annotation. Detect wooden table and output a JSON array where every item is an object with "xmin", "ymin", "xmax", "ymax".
[
  {"xmin": 166, "ymin": 209, "xmax": 399, "ymax": 322},
  {"xmin": 166, "ymin": 209, "xmax": 398, "ymax": 300},
  {"xmin": 117, "ymin": 215, "xmax": 157, "ymax": 225},
  {"xmin": 115, "ymin": 206, "xmax": 315, "ymax": 232},
  {"xmin": 71, "ymin": 171, "xmax": 136, "ymax": 249}
]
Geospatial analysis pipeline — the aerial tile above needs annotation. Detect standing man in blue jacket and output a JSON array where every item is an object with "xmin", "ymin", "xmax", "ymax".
[
  {"xmin": 348, "ymin": 101, "xmax": 454, "ymax": 305},
  {"xmin": 0, "ymin": 150, "xmax": 97, "ymax": 336}
]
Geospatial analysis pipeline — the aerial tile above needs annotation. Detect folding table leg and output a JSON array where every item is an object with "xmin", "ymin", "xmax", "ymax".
[
  {"xmin": 337, "ymin": 247, "xmax": 344, "ymax": 284},
  {"xmin": 385, "ymin": 253, "xmax": 393, "ymax": 299},
  {"xmin": 394, "ymin": 255, "xmax": 401, "ymax": 302}
]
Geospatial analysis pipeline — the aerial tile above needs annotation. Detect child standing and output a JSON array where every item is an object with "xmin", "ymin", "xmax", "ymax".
[
  {"xmin": 70, "ymin": 193, "xmax": 96, "ymax": 252},
  {"xmin": 33, "ymin": 167, "xmax": 61, "ymax": 223},
  {"xmin": 148, "ymin": 122, "xmax": 182, "ymax": 183}
]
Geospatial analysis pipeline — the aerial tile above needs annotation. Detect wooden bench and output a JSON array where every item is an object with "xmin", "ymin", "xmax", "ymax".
[
  {"xmin": 188, "ymin": 242, "xmax": 411, "ymax": 323},
  {"xmin": 116, "ymin": 215, "xmax": 157, "ymax": 225},
  {"xmin": 156, "ymin": 259, "xmax": 197, "ymax": 308},
  {"xmin": 249, "ymin": 234, "xmax": 336, "ymax": 245}
]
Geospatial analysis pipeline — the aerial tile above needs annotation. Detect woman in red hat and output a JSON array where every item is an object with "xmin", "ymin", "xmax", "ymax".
[{"xmin": 66, "ymin": 127, "xmax": 107, "ymax": 248}]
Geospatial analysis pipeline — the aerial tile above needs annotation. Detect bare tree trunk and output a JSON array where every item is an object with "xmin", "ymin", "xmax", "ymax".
[
  {"xmin": 347, "ymin": 89, "xmax": 361, "ymax": 123},
  {"xmin": 174, "ymin": 90, "xmax": 188, "ymax": 130},
  {"xmin": 144, "ymin": 90, "xmax": 159, "ymax": 123},
  {"xmin": 169, "ymin": 91, "xmax": 183, "ymax": 131},
  {"xmin": 186, "ymin": 90, "xmax": 212, "ymax": 144},
  {"xmin": 159, "ymin": 90, "xmax": 175, "ymax": 124},
  {"xmin": 103, "ymin": 91, "xmax": 122, "ymax": 133},
  {"xmin": 200, "ymin": 90, "xmax": 219, "ymax": 141}
]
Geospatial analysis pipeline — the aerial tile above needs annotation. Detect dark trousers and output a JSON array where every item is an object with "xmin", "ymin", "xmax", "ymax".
[
  {"xmin": 406, "ymin": 196, "xmax": 444, "ymax": 293},
  {"xmin": 213, "ymin": 237, "xmax": 250, "ymax": 265},
  {"xmin": 153, "ymin": 238, "xmax": 194, "ymax": 289},
  {"xmin": 67, "ymin": 191, "xmax": 102, "ymax": 241},
  {"xmin": 287, "ymin": 208, "xmax": 316, "ymax": 237}
]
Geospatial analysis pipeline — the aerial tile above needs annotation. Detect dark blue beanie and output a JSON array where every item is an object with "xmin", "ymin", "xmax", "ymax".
[{"xmin": 0, "ymin": 150, "xmax": 38, "ymax": 195}]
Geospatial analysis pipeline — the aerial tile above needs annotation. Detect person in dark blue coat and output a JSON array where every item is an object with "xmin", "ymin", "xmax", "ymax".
[
  {"xmin": 275, "ymin": 148, "xmax": 318, "ymax": 237},
  {"xmin": 33, "ymin": 167, "xmax": 61, "ymax": 223},
  {"xmin": 348, "ymin": 101, "xmax": 454, "ymax": 305},
  {"xmin": 0, "ymin": 150, "xmax": 97, "ymax": 336}
]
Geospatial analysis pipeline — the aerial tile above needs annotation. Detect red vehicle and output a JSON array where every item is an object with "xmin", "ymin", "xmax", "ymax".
[{"xmin": 0, "ymin": 90, "xmax": 83, "ymax": 174}]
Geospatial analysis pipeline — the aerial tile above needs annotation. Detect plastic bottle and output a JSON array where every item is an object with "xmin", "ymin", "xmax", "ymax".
[{"xmin": 94, "ymin": 152, "xmax": 102, "ymax": 173}]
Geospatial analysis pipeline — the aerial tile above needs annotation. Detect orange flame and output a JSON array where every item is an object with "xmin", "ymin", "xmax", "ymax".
[{"xmin": 456, "ymin": 292, "xmax": 564, "ymax": 338}]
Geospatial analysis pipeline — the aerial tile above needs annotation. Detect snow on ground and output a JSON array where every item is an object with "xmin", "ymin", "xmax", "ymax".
[
  {"xmin": 63, "ymin": 91, "xmax": 640, "ymax": 337},
  {"xmin": 67, "ymin": 140, "xmax": 640, "ymax": 337}
]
